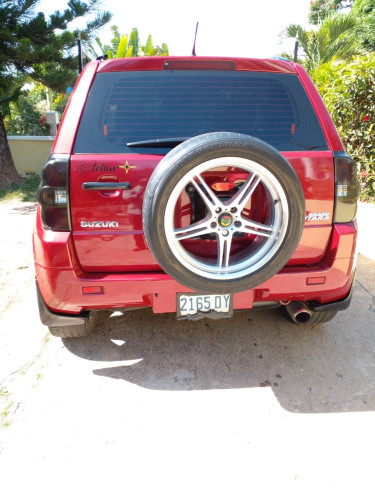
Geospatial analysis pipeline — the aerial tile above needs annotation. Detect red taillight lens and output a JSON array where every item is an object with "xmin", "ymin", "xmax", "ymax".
[
  {"xmin": 333, "ymin": 152, "xmax": 360, "ymax": 223},
  {"xmin": 38, "ymin": 155, "xmax": 70, "ymax": 231},
  {"xmin": 211, "ymin": 182, "xmax": 235, "ymax": 192},
  {"xmin": 82, "ymin": 286, "xmax": 103, "ymax": 295}
]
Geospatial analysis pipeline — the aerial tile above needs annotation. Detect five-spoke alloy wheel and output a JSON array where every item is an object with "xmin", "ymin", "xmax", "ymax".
[{"xmin": 143, "ymin": 133, "xmax": 305, "ymax": 293}]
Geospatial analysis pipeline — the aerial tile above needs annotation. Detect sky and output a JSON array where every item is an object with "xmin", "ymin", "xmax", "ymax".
[{"xmin": 37, "ymin": 0, "xmax": 312, "ymax": 59}]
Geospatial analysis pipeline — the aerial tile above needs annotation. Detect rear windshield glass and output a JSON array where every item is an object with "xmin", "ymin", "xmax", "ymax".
[{"xmin": 74, "ymin": 70, "xmax": 328, "ymax": 154}]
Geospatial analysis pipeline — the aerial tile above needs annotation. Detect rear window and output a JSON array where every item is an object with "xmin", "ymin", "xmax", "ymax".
[{"xmin": 74, "ymin": 70, "xmax": 328, "ymax": 154}]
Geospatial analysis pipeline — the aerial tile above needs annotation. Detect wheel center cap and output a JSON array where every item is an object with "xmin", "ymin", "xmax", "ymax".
[{"xmin": 218, "ymin": 213, "xmax": 233, "ymax": 227}]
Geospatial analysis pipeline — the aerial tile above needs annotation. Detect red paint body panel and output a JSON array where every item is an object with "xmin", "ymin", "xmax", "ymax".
[
  {"xmin": 53, "ymin": 62, "xmax": 98, "ymax": 154},
  {"xmin": 69, "ymin": 154, "xmax": 160, "ymax": 271},
  {"xmin": 69, "ymin": 152, "xmax": 335, "ymax": 271},
  {"xmin": 33, "ymin": 212, "xmax": 356, "ymax": 314},
  {"xmin": 96, "ymin": 56, "xmax": 296, "ymax": 74}
]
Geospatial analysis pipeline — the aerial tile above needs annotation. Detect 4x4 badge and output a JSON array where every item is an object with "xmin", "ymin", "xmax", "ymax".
[{"xmin": 119, "ymin": 161, "xmax": 136, "ymax": 174}]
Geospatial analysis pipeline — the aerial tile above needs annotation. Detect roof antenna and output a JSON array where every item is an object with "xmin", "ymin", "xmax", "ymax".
[
  {"xmin": 77, "ymin": 32, "xmax": 83, "ymax": 73},
  {"xmin": 293, "ymin": 33, "xmax": 299, "ymax": 63},
  {"xmin": 192, "ymin": 22, "xmax": 199, "ymax": 56}
]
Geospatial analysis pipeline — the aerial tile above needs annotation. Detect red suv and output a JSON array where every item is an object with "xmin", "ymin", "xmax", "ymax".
[{"xmin": 33, "ymin": 56, "xmax": 359, "ymax": 337}]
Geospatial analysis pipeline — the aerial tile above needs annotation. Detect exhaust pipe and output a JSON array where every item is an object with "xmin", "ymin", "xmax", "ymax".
[{"xmin": 284, "ymin": 301, "xmax": 312, "ymax": 324}]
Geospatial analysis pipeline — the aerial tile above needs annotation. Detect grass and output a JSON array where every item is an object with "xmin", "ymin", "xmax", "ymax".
[
  {"xmin": 0, "ymin": 175, "xmax": 40, "ymax": 203},
  {"xmin": 0, "ymin": 388, "xmax": 13, "ymax": 430},
  {"xmin": 0, "ymin": 332, "xmax": 51, "ymax": 431}
]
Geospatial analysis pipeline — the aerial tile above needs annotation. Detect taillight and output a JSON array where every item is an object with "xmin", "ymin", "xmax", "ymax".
[
  {"xmin": 38, "ymin": 154, "xmax": 70, "ymax": 231},
  {"xmin": 163, "ymin": 60, "xmax": 235, "ymax": 71},
  {"xmin": 333, "ymin": 152, "xmax": 360, "ymax": 223}
]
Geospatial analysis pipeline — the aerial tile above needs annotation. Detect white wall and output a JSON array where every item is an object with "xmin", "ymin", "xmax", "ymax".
[{"xmin": 8, "ymin": 136, "xmax": 54, "ymax": 176}]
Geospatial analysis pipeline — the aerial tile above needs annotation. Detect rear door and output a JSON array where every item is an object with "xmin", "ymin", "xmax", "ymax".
[
  {"xmin": 69, "ymin": 154, "xmax": 160, "ymax": 272},
  {"xmin": 70, "ymin": 67, "xmax": 334, "ymax": 272}
]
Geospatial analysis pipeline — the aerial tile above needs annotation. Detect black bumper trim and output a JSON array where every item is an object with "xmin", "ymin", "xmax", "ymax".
[
  {"xmin": 36, "ymin": 281, "xmax": 87, "ymax": 327},
  {"xmin": 309, "ymin": 283, "xmax": 354, "ymax": 313}
]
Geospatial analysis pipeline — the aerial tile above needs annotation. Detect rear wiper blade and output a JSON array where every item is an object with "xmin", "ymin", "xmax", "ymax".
[{"xmin": 127, "ymin": 137, "xmax": 190, "ymax": 147}]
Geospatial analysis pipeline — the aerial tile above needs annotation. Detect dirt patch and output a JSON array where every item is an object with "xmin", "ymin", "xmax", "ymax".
[
  {"xmin": 0, "ymin": 200, "xmax": 50, "ymax": 432},
  {"xmin": 0, "ymin": 200, "xmax": 36, "ymax": 316}
]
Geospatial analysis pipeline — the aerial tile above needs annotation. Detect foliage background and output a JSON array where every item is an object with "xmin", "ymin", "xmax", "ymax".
[
  {"xmin": 3, "ymin": 1, "xmax": 374, "ymax": 200},
  {"xmin": 278, "ymin": 0, "xmax": 375, "ymax": 201},
  {"xmin": 4, "ymin": 25, "xmax": 168, "ymax": 137},
  {"xmin": 310, "ymin": 56, "xmax": 375, "ymax": 200},
  {"xmin": 5, "ymin": 85, "xmax": 69, "ymax": 136}
]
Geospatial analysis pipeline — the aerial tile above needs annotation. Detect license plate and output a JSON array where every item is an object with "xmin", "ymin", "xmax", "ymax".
[{"xmin": 177, "ymin": 293, "xmax": 233, "ymax": 320}]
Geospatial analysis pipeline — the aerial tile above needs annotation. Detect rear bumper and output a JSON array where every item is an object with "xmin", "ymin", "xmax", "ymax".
[
  {"xmin": 33, "ymin": 213, "xmax": 357, "ymax": 317},
  {"xmin": 36, "ymin": 280, "xmax": 354, "ymax": 328},
  {"xmin": 36, "ymin": 281, "xmax": 87, "ymax": 327}
]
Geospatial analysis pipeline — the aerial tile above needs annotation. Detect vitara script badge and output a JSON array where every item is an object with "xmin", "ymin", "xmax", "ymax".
[
  {"xmin": 80, "ymin": 221, "xmax": 119, "ymax": 228},
  {"xmin": 305, "ymin": 212, "xmax": 330, "ymax": 222}
]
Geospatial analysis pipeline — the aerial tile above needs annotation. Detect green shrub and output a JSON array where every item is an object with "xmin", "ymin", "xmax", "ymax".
[
  {"xmin": 0, "ymin": 175, "xmax": 40, "ymax": 202},
  {"xmin": 311, "ymin": 55, "xmax": 375, "ymax": 201}
]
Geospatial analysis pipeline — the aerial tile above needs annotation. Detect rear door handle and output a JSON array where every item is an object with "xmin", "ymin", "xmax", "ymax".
[{"xmin": 82, "ymin": 182, "xmax": 131, "ymax": 191}]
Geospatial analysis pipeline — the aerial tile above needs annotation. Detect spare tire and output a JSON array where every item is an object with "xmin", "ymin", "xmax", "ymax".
[{"xmin": 143, "ymin": 132, "xmax": 305, "ymax": 293}]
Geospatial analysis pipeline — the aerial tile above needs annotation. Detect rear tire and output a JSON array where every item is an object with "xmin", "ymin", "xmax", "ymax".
[
  {"xmin": 305, "ymin": 311, "xmax": 337, "ymax": 325},
  {"xmin": 49, "ymin": 324, "xmax": 90, "ymax": 338},
  {"xmin": 143, "ymin": 132, "xmax": 305, "ymax": 293}
]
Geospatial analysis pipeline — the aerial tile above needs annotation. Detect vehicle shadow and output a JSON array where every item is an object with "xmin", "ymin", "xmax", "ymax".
[
  {"xmin": 63, "ymin": 277, "xmax": 375, "ymax": 414},
  {"xmin": 9, "ymin": 202, "xmax": 37, "ymax": 215}
]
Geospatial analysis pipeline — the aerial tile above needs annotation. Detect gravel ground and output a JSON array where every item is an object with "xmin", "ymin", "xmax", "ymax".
[{"xmin": 0, "ymin": 199, "xmax": 374, "ymax": 499}]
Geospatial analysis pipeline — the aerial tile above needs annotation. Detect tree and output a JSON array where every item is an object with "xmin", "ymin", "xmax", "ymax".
[
  {"xmin": 309, "ymin": 1, "xmax": 375, "ymax": 51},
  {"xmin": 5, "ymin": 86, "xmax": 49, "ymax": 137},
  {"xmin": 309, "ymin": 0, "xmax": 354, "ymax": 24},
  {"xmin": 0, "ymin": 0, "xmax": 112, "ymax": 188},
  {"xmin": 352, "ymin": 0, "xmax": 375, "ymax": 50},
  {"xmin": 311, "ymin": 55, "xmax": 375, "ymax": 199},
  {"xmin": 5, "ymin": 84, "xmax": 69, "ymax": 136},
  {"xmin": 90, "ymin": 26, "xmax": 169, "ymax": 59},
  {"xmin": 283, "ymin": 12, "xmax": 361, "ymax": 72}
]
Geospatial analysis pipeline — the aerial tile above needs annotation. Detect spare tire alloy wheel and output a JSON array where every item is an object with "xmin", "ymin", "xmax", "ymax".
[{"xmin": 143, "ymin": 133, "xmax": 305, "ymax": 293}]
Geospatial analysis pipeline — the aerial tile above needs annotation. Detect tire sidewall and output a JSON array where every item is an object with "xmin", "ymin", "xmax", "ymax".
[{"xmin": 143, "ymin": 133, "xmax": 305, "ymax": 293}]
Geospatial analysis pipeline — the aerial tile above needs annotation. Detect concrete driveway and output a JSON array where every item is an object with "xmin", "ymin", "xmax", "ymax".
[{"xmin": 0, "ymin": 199, "xmax": 374, "ymax": 499}]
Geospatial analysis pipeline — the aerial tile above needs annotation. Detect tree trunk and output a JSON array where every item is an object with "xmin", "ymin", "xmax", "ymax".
[{"xmin": 0, "ymin": 112, "xmax": 22, "ymax": 188}]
